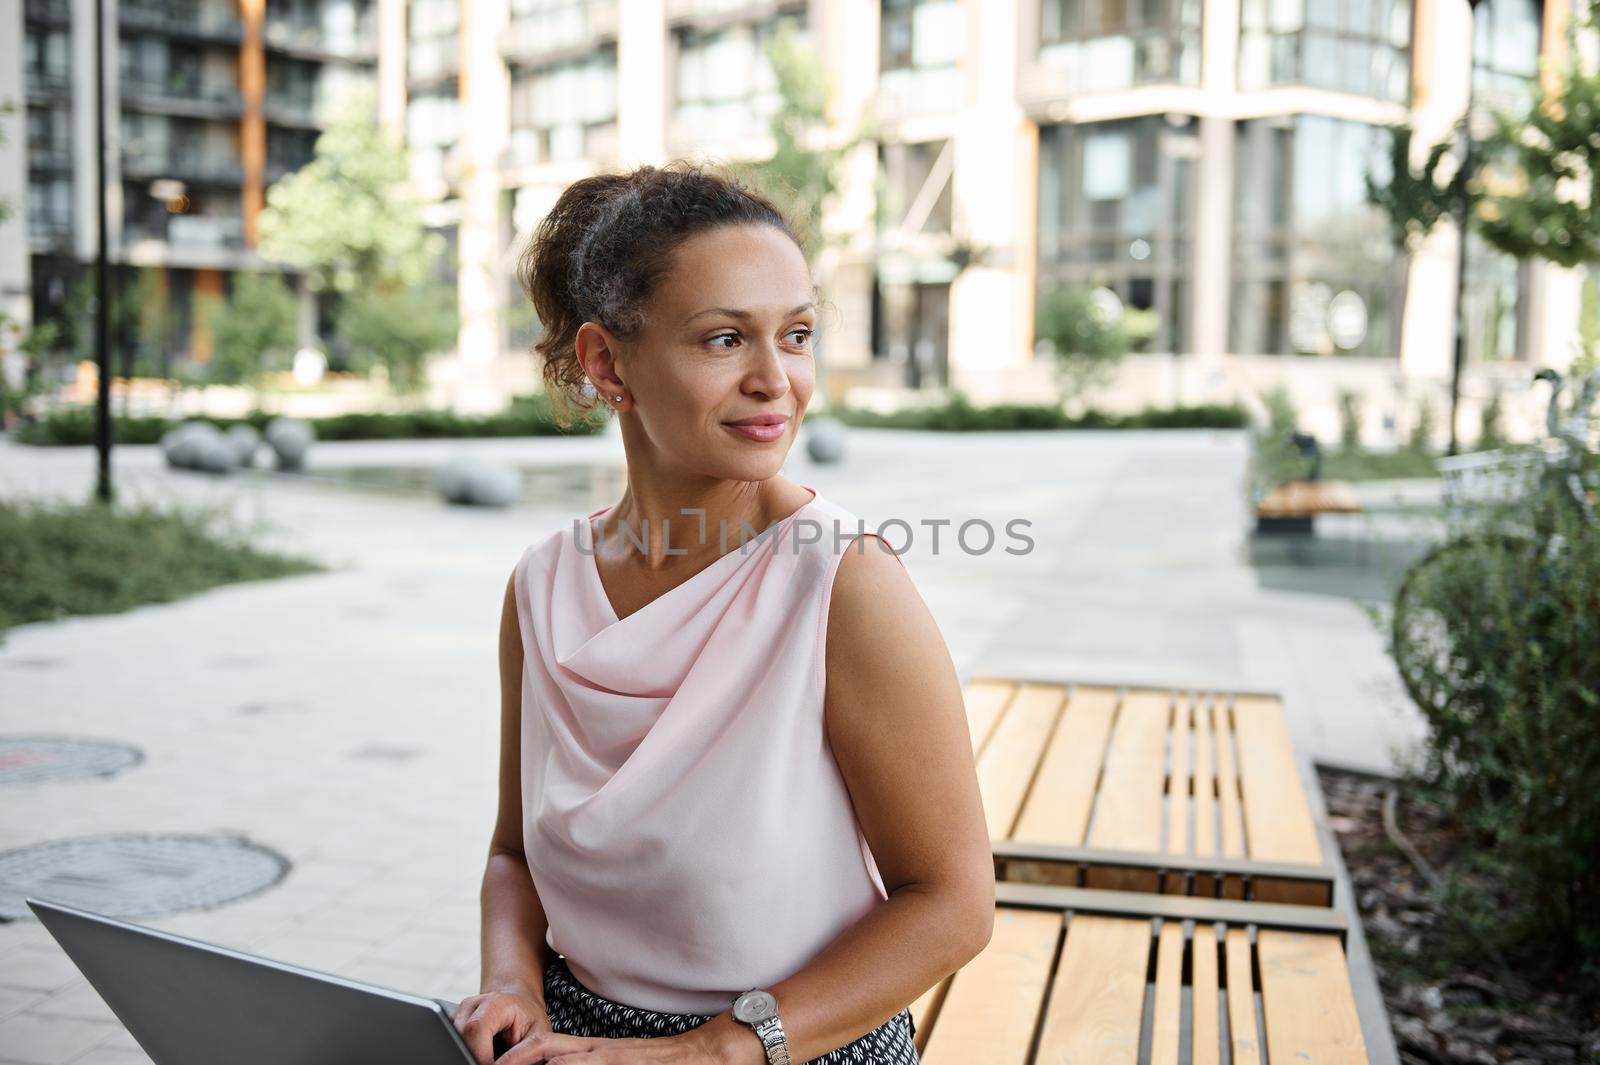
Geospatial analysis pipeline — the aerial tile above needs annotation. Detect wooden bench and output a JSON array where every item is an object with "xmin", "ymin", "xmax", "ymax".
[
  {"xmin": 905, "ymin": 676, "xmax": 1373, "ymax": 1064},
  {"xmin": 1254, "ymin": 479, "xmax": 1363, "ymax": 534}
]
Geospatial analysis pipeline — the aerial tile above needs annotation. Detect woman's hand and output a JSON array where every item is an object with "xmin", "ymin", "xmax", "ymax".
[
  {"xmin": 485, "ymin": 1012, "xmax": 762, "ymax": 1065},
  {"xmin": 452, "ymin": 987, "xmax": 553, "ymax": 1065}
]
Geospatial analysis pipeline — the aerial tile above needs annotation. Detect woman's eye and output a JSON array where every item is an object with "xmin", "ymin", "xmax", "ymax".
[
  {"xmin": 709, "ymin": 333, "xmax": 738, "ymax": 349},
  {"xmin": 789, "ymin": 329, "xmax": 813, "ymax": 345}
]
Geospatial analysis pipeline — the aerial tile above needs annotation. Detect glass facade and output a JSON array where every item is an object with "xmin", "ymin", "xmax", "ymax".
[
  {"xmin": 1231, "ymin": 114, "xmax": 1399, "ymax": 357},
  {"xmin": 1038, "ymin": 0, "xmax": 1202, "ymax": 90},
  {"xmin": 879, "ymin": 0, "xmax": 965, "ymax": 119},
  {"xmin": 1036, "ymin": 115, "xmax": 1197, "ymax": 354},
  {"xmin": 509, "ymin": 49, "xmax": 618, "ymax": 167},
  {"xmin": 1460, "ymin": 0, "xmax": 1541, "ymax": 362},
  {"xmin": 1238, "ymin": 0, "xmax": 1413, "ymax": 103},
  {"xmin": 672, "ymin": 15, "xmax": 803, "ymax": 146}
]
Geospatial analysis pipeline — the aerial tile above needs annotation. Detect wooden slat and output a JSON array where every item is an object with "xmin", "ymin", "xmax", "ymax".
[
  {"xmin": 962, "ymin": 679, "xmax": 1016, "ymax": 757},
  {"xmin": 1150, "ymin": 920, "xmax": 1185, "ymax": 1065},
  {"xmin": 1164, "ymin": 695, "xmax": 1192, "ymax": 893},
  {"xmin": 1193, "ymin": 696, "xmax": 1219, "ymax": 896},
  {"xmin": 1258, "ymin": 930, "xmax": 1370, "ymax": 1064},
  {"xmin": 1033, "ymin": 915, "xmax": 1150, "ymax": 1063},
  {"xmin": 1232, "ymin": 695, "xmax": 1323, "ymax": 866},
  {"xmin": 1011, "ymin": 686, "xmax": 1118, "ymax": 847},
  {"xmin": 1225, "ymin": 928, "xmax": 1261, "ymax": 1065},
  {"xmin": 1191, "ymin": 923, "xmax": 1221, "ymax": 1065},
  {"xmin": 918, "ymin": 907, "xmax": 1061, "ymax": 1065},
  {"xmin": 1085, "ymin": 690, "xmax": 1169, "ymax": 890},
  {"xmin": 976, "ymin": 684, "xmax": 1066, "ymax": 839},
  {"xmin": 1214, "ymin": 700, "xmax": 1247, "ymax": 898},
  {"xmin": 1255, "ymin": 480, "xmax": 1364, "ymax": 517}
]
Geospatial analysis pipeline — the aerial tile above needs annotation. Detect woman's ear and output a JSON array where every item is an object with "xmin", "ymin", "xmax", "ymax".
[{"xmin": 575, "ymin": 321, "xmax": 626, "ymax": 399}]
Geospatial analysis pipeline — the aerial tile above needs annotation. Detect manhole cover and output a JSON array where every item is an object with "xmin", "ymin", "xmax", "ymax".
[
  {"xmin": 0, "ymin": 736, "xmax": 144, "ymax": 786},
  {"xmin": 0, "ymin": 833, "xmax": 290, "ymax": 922}
]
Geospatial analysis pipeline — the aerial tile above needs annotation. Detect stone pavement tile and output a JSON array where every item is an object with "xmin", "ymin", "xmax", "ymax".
[
  {"xmin": 239, "ymin": 929, "xmax": 377, "ymax": 978},
  {"xmin": 62, "ymin": 1047, "xmax": 151, "ymax": 1065},
  {"xmin": 359, "ymin": 927, "xmax": 477, "ymax": 972},
  {"xmin": 0, "ymin": 985, "xmax": 46, "ymax": 1023},
  {"xmin": 286, "ymin": 899, "xmax": 418, "ymax": 945},
  {"xmin": 29, "ymin": 981, "xmax": 119, "ymax": 1025},
  {"xmin": 336, "ymin": 957, "xmax": 449, "ymax": 998},
  {"xmin": 0, "ymin": 1011, "xmax": 119, "ymax": 1065},
  {"xmin": 0, "ymin": 946, "xmax": 86, "ymax": 994}
]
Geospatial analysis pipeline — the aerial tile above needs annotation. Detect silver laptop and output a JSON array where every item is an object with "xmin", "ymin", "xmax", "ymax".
[{"xmin": 26, "ymin": 895, "xmax": 484, "ymax": 1065}]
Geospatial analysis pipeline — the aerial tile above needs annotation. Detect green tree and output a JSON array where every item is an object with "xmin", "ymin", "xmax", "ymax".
[
  {"xmin": 1034, "ymin": 285, "xmax": 1136, "ymax": 405},
  {"xmin": 720, "ymin": 21, "xmax": 870, "ymax": 262},
  {"xmin": 334, "ymin": 281, "xmax": 458, "ymax": 395},
  {"xmin": 195, "ymin": 272, "xmax": 298, "ymax": 386},
  {"xmin": 256, "ymin": 85, "xmax": 446, "ymax": 295}
]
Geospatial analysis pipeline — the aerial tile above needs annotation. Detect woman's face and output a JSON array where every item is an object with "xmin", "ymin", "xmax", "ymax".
[{"xmin": 585, "ymin": 223, "xmax": 818, "ymax": 484}]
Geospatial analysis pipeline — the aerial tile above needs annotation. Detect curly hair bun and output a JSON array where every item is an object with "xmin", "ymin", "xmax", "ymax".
[{"xmin": 517, "ymin": 160, "xmax": 806, "ymax": 429}]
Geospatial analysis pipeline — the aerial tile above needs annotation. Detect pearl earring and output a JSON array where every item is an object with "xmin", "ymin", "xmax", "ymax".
[{"xmin": 614, "ymin": 395, "xmax": 623, "ymax": 403}]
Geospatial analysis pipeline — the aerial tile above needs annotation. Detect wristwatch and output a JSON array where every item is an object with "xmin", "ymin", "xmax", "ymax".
[{"xmin": 730, "ymin": 988, "xmax": 792, "ymax": 1065}]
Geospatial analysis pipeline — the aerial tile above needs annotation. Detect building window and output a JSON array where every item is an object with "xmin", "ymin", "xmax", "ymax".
[
  {"xmin": 1231, "ymin": 114, "xmax": 1400, "ymax": 358},
  {"xmin": 878, "ymin": 0, "xmax": 964, "ymax": 120},
  {"xmin": 672, "ymin": 15, "xmax": 803, "ymax": 146},
  {"xmin": 28, "ymin": 177, "xmax": 73, "ymax": 242},
  {"xmin": 509, "ymin": 48, "xmax": 618, "ymax": 167},
  {"xmin": 1238, "ymin": 0, "xmax": 1413, "ymax": 104},
  {"xmin": 1037, "ymin": 115, "xmax": 1196, "ymax": 355},
  {"xmin": 1038, "ymin": 0, "xmax": 1201, "ymax": 89},
  {"xmin": 878, "ymin": 138, "xmax": 953, "ymax": 237},
  {"xmin": 1456, "ymin": 0, "xmax": 1540, "ymax": 363}
]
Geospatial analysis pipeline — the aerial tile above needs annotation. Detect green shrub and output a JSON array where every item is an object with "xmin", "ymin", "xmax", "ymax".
[
  {"xmin": 1392, "ymin": 456, "xmax": 1600, "ymax": 981},
  {"xmin": 1248, "ymin": 386, "xmax": 1314, "ymax": 494},
  {"xmin": 831, "ymin": 392, "xmax": 1247, "ymax": 431},
  {"xmin": 0, "ymin": 495, "xmax": 323, "ymax": 640},
  {"xmin": 1337, "ymin": 387, "xmax": 1364, "ymax": 450},
  {"xmin": 11, "ymin": 392, "xmax": 608, "ymax": 446}
]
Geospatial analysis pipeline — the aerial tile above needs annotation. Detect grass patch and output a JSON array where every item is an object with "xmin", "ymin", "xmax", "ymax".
[
  {"xmin": 1320, "ymin": 447, "xmax": 1442, "ymax": 481},
  {"xmin": 832, "ymin": 392, "xmax": 1249, "ymax": 431},
  {"xmin": 11, "ymin": 392, "xmax": 608, "ymax": 447},
  {"xmin": 0, "ymin": 495, "xmax": 325, "ymax": 641}
]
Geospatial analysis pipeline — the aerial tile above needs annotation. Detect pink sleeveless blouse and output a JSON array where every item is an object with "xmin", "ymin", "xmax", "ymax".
[{"xmin": 509, "ymin": 485, "xmax": 899, "ymax": 1013}]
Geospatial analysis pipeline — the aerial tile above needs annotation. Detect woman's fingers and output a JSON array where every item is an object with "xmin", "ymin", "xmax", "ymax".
[{"xmin": 494, "ymin": 1030, "xmax": 600, "ymax": 1065}]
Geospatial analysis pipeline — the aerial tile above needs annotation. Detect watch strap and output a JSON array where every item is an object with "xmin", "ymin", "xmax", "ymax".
[{"xmin": 753, "ymin": 1013, "xmax": 792, "ymax": 1065}]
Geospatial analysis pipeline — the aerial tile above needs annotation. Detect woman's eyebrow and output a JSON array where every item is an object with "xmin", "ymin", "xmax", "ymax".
[{"xmin": 683, "ymin": 302, "xmax": 816, "ymax": 325}]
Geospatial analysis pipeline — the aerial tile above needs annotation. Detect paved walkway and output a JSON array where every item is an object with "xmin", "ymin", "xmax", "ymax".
[{"xmin": 0, "ymin": 427, "xmax": 1423, "ymax": 1064}]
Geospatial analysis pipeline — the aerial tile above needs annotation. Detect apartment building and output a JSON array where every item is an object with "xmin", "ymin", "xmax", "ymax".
[
  {"xmin": 1, "ymin": 0, "xmax": 390, "ymax": 372},
  {"xmin": 6, "ymin": 0, "xmax": 1595, "ymax": 443},
  {"xmin": 411, "ymin": 0, "xmax": 1595, "ymax": 441}
]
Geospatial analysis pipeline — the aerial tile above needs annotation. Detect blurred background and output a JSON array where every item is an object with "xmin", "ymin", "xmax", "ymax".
[{"xmin": 2, "ymin": 0, "xmax": 1597, "ymax": 446}]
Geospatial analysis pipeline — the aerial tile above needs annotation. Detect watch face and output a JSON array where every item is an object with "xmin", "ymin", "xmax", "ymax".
[{"xmin": 733, "ymin": 989, "xmax": 777, "ymax": 1024}]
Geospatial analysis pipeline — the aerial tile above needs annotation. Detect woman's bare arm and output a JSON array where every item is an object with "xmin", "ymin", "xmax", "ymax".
[
  {"xmin": 688, "ymin": 536, "xmax": 995, "ymax": 1065},
  {"xmin": 477, "ymin": 569, "xmax": 555, "ymax": 1003}
]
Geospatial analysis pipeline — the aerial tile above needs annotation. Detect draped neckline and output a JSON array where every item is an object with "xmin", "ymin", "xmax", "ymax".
[{"xmin": 581, "ymin": 485, "xmax": 820, "ymax": 626}]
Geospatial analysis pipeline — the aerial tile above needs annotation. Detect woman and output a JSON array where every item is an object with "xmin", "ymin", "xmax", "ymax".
[{"xmin": 451, "ymin": 162, "xmax": 993, "ymax": 1065}]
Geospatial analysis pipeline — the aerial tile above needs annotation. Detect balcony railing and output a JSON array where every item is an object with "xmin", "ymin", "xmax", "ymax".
[
  {"xmin": 120, "ymin": 1, "xmax": 244, "ymax": 41},
  {"xmin": 122, "ymin": 150, "xmax": 246, "ymax": 184},
  {"xmin": 125, "ymin": 213, "xmax": 246, "ymax": 250},
  {"xmin": 24, "ymin": 0, "xmax": 71, "ymax": 24},
  {"xmin": 263, "ymin": 17, "xmax": 379, "ymax": 59}
]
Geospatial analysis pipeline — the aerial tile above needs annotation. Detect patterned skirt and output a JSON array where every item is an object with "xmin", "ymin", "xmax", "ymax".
[{"xmin": 542, "ymin": 954, "xmax": 921, "ymax": 1065}]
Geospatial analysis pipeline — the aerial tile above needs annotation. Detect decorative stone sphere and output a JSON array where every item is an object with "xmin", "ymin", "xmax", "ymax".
[
  {"xmin": 264, "ymin": 416, "xmax": 314, "ymax": 471},
  {"xmin": 225, "ymin": 424, "xmax": 262, "ymax": 467},
  {"xmin": 161, "ymin": 421, "xmax": 226, "ymax": 470},
  {"xmin": 193, "ymin": 435, "xmax": 239, "ymax": 474},
  {"xmin": 803, "ymin": 414, "xmax": 847, "ymax": 464},
  {"xmin": 437, "ymin": 456, "xmax": 521, "ymax": 507}
]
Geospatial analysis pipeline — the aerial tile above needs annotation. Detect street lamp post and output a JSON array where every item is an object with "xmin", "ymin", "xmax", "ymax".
[
  {"xmin": 92, "ymin": 0, "xmax": 113, "ymax": 502},
  {"xmin": 1448, "ymin": 0, "xmax": 1487, "ymax": 457}
]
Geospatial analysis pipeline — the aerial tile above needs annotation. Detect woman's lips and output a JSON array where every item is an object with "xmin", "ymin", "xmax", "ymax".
[{"xmin": 722, "ymin": 419, "xmax": 788, "ymax": 442}]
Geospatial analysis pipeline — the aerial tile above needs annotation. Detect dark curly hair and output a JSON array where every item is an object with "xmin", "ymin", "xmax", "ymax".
[{"xmin": 517, "ymin": 160, "xmax": 813, "ymax": 429}]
